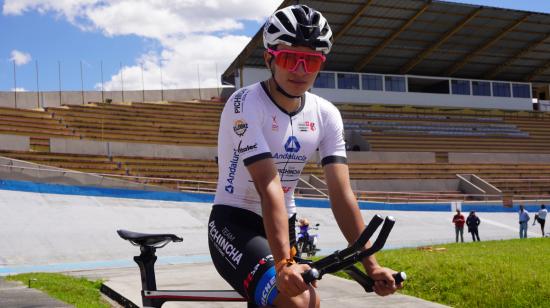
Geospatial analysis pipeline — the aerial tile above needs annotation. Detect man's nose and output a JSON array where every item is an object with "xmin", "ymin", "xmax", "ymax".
[{"xmin": 292, "ymin": 59, "xmax": 308, "ymax": 74}]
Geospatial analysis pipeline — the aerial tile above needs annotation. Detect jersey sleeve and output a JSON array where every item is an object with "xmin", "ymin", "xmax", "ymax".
[
  {"xmin": 318, "ymin": 102, "xmax": 347, "ymax": 166},
  {"xmin": 224, "ymin": 88, "xmax": 272, "ymax": 166}
]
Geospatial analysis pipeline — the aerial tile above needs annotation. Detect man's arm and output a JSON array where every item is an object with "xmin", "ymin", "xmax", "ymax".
[
  {"xmin": 324, "ymin": 162, "xmax": 400, "ymax": 296},
  {"xmin": 246, "ymin": 158, "xmax": 309, "ymax": 296},
  {"xmin": 247, "ymin": 158, "xmax": 289, "ymax": 264}
]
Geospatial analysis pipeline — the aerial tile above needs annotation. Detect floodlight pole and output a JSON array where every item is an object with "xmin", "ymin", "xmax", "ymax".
[
  {"xmin": 58, "ymin": 61, "xmax": 62, "ymax": 106},
  {"xmin": 160, "ymin": 61, "xmax": 164, "ymax": 102},
  {"xmin": 215, "ymin": 63, "xmax": 220, "ymax": 97},
  {"xmin": 80, "ymin": 60, "xmax": 85, "ymax": 105},
  {"xmin": 35, "ymin": 60, "xmax": 40, "ymax": 108},
  {"xmin": 13, "ymin": 60, "xmax": 17, "ymax": 108},
  {"xmin": 141, "ymin": 62, "xmax": 145, "ymax": 102},
  {"xmin": 120, "ymin": 62, "xmax": 125, "ymax": 102},
  {"xmin": 197, "ymin": 64, "xmax": 202, "ymax": 101},
  {"xmin": 101, "ymin": 60, "xmax": 105, "ymax": 103}
]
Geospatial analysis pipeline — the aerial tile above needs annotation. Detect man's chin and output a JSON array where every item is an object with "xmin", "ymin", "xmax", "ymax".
[{"xmin": 285, "ymin": 84, "xmax": 309, "ymax": 96}]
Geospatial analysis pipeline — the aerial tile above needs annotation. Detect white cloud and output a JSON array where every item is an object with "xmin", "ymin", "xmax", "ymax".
[
  {"xmin": 3, "ymin": 0, "xmax": 283, "ymax": 90},
  {"xmin": 11, "ymin": 87, "xmax": 27, "ymax": 92},
  {"xmin": 9, "ymin": 50, "xmax": 32, "ymax": 66}
]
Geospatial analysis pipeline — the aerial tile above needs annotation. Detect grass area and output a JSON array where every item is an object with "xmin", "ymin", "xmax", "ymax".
[
  {"xmin": 6, "ymin": 272, "xmax": 110, "ymax": 308},
  {"xmin": 334, "ymin": 238, "xmax": 550, "ymax": 308}
]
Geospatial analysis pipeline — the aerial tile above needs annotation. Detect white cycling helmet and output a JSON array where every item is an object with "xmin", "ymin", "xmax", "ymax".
[{"xmin": 263, "ymin": 4, "xmax": 333, "ymax": 54}]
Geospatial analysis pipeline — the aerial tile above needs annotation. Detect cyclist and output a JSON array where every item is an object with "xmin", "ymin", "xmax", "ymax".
[{"xmin": 208, "ymin": 4, "xmax": 402, "ymax": 307}]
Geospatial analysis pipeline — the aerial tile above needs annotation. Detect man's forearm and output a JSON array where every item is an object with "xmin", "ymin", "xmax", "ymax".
[{"xmin": 261, "ymin": 183, "xmax": 291, "ymax": 263}]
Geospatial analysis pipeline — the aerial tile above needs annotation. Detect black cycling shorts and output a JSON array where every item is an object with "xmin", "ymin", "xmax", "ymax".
[{"xmin": 208, "ymin": 204, "xmax": 296, "ymax": 306}]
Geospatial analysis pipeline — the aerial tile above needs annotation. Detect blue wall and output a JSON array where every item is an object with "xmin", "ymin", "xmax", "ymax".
[{"xmin": 0, "ymin": 179, "xmax": 543, "ymax": 212}]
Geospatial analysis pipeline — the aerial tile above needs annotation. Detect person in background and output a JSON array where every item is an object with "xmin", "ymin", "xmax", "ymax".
[
  {"xmin": 518, "ymin": 205, "xmax": 530, "ymax": 239},
  {"xmin": 533, "ymin": 204, "xmax": 547, "ymax": 237},
  {"xmin": 466, "ymin": 211, "xmax": 481, "ymax": 242},
  {"xmin": 452, "ymin": 209, "xmax": 465, "ymax": 243}
]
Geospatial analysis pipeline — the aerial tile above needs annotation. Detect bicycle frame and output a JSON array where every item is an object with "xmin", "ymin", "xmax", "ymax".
[
  {"xmin": 134, "ymin": 245, "xmax": 247, "ymax": 307},
  {"xmin": 113, "ymin": 215, "xmax": 405, "ymax": 307}
]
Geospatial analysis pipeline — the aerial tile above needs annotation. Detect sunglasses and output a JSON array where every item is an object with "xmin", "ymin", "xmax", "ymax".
[{"xmin": 268, "ymin": 48, "xmax": 326, "ymax": 73}]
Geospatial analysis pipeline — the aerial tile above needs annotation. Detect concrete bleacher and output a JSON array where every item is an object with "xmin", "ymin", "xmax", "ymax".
[
  {"xmin": 339, "ymin": 104, "xmax": 550, "ymax": 153},
  {"xmin": 0, "ymin": 150, "xmax": 218, "ymax": 192},
  {"xmin": 303, "ymin": 161, "xmax": 550, "ymax": 200},
  {"xmin": 1, "ymin": 100, "xmax": 550, "ymax": 201},
  {"xmin": 0, "ymin": 106, "xmax": 75, "ymax": 141},
  {"xmin": 45, "ymin": 101, "xmax": 222, "ymax": 146}
]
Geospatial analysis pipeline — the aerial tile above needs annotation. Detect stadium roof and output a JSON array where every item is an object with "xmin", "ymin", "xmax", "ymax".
[{"xmin": 223, "ymin": 0, "xmax": 550, "ymax": 84}]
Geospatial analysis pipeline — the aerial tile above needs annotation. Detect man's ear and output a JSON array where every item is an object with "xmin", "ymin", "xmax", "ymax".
[{"xmin": 263, "ymin": 50, "xmax": 273, "ymax": 69}]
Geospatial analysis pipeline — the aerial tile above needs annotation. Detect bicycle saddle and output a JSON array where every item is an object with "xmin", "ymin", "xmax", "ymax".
[{"xmin": 117, "ymin": 229, "xmax": 183, "ymax": 248}]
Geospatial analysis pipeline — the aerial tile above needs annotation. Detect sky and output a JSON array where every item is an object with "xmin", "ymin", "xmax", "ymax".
[{"xmin": 1, "ymin": 0, "xmax": 550, "ymax": 92}]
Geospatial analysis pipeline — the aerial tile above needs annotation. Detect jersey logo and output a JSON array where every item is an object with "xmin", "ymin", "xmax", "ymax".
[
  {"xmin": 298, "ymin": 121, "xmax": 316, "ymax": 132},
  {"xmin": 271, "ymin": 115, "xmax": 278, "ymax": 131},
  {"xmin": 233, "ymin": 119, "xmax": 248, "ymax": 137},
  {"xmin": 284, "ymin": 136, "xmax": 301, "ymax": 153},
  {"xmin": 233, "ymin": 89, "xmax": 248, "ymax": 113}
]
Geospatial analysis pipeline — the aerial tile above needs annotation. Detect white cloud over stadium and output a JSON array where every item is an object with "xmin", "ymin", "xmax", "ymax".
[
  {"xmin": 9, "ymin": 49, "xmax": 32, "ymax": 66},
  {"xmin": 2, "ymin": 0, "xmax": 282, "ymax": 90}
]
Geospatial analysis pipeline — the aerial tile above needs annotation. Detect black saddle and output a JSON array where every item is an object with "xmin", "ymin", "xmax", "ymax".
[{"xmin": 117, "ymin": 229, "xmax": 183, "ymax": 248}]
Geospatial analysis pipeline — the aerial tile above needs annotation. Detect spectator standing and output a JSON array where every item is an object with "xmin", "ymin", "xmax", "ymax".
[
  {"xmin": 466, "ymin": 211, "xmax": 481, "ymax": 242},
  {"xmin": 533, "ymin": 204, "xmax": 547, "ymax": 237},
  {"xmin": 452, "ymin": 209, "xmax": 465, "ymax": 243},
  {"xmin": 518, "ymin": 205, "xmax": 530, "ymax": 239}
]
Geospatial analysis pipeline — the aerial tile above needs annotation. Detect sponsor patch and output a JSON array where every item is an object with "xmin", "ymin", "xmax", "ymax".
[
  {"xmin": 225, "ymin": 150, "xmax": 239, "ymax": 194},
  {"xmin": 237, "ymin": 140, "xmax": 258, "ymax": 154},
  {"xmin": 271, "ymin": 115, "xmax": 279, "ymax": 131},
  {"xmin": 233, "ymin": 119, "xmax": 248, "ymax": 137},
  {"xmin": 233, "ymin": 89, "xmax": 248, "ymax": 114},
  {"xmin": 298, "ymin": 121, "xmax": 316, "ymax": 132},
  {"xmin": 284, "ymin": 136, "xmax": 301, "ymax": 153},
  {"xmin": 208, "ymin": 220, "xmax": 243, "ymax": 267}
]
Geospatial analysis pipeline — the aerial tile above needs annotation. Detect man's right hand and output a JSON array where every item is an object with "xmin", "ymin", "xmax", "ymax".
[{"xmin": 276, "ymin": 263, "xmax": 316, "ymax": 297}]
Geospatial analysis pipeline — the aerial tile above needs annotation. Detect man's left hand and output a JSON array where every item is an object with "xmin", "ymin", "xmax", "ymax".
[{"xmin": 366, "ymin": 266, "xmax": 403, "ymax": 296}]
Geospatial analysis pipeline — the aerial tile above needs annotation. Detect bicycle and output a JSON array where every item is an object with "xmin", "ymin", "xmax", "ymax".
[{"xmin": 109, "ymin": 214, "xmax": 406, "ymax": 308}]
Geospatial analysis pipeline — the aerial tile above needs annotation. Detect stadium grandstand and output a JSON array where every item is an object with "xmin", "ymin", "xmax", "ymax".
[{"xmin": 2, "ymin": 0, "xmax": 550, "ymax": 205}]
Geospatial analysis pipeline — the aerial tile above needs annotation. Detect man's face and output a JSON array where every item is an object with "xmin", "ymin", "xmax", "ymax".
[{"xmin": 265, "ymin": 44, "xmax": 324, "ymax": 97}]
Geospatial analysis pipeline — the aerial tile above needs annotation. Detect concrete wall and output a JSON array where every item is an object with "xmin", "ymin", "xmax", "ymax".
[
  {"xmin": 0, "ymin": 155, "xmax": 166, "ymax": 191},
  {"xmin": 0, "ymin": 88, "xmax": 229, "ymax": 110},
  {"xmin": 449, "ymin": 152, "xmax": 550, "ymax": 164},
  {"xmin": 239, "ymin": 67, "xmax": 533, "ymax": 111},
  {"xmin": 0, "ymin": 134, "xmax": 30, "ymax": 151},
  {"xmin": 50, "ymin": 138, "xmax": 218, "ymax": 160}
]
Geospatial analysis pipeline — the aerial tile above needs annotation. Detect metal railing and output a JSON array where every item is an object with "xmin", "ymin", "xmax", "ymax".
[{"xmin": 2, "ymin": 162, "xmax": 550, "ymax": 204}]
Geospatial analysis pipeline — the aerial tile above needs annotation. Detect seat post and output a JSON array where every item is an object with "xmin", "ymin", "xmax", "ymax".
[{"xmin": 134, "ymin": 245, "xmax": 158, "ymax": 292}]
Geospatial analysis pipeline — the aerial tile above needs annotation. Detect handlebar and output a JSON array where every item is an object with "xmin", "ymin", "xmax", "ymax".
[{"xmin": 299, "ymin": 215, "xmax": 406, "ymax": 292}]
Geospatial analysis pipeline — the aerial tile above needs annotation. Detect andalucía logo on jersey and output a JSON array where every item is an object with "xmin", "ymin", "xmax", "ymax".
[{"xmin": 284, "ymin": 136, "xmax": 300, "ymax": 153}]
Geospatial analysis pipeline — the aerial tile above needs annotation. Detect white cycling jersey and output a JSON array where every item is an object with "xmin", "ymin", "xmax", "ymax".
[{"xmin": 214, "ymin": 81, "xmax": 346, "ymax": 217}]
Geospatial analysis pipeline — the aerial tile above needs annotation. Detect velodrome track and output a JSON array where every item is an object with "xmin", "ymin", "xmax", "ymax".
[
  {"xmin": 0, "ymin": 186, "xmax": 539, "ymax": 275},
  {"xmin": 0, "ymin": 185, "xmax": 542, "ymax": 307}
]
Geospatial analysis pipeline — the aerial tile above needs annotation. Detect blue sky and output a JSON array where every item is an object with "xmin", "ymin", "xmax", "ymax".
[{"xmin": 1, "ymin": 0, "xmax": 549, "ymax": 92}]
